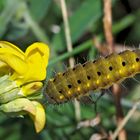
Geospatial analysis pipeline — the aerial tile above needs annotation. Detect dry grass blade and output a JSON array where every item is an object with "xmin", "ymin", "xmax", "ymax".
[
  {"xmin": 111, "ymin": 101, "xmax": 140, "ymax": 140},
  {"xmin": 60, "ymin": 0, "xmax": 81, "ymax": 121}
]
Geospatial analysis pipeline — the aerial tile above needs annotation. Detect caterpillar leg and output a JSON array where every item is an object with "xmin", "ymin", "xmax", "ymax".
[
  {"xmin": 93, "ymin": 91, "xmax": 105, "ymax": 114},
  {"xmin": 77, "ymin": 95, "xmax": 95, "ymax": 104}
]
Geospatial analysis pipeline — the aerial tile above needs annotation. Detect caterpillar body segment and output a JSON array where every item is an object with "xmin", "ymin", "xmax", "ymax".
[{"xmin": 45, "ymin": 49, "xmax": 140, "ymax": 104}]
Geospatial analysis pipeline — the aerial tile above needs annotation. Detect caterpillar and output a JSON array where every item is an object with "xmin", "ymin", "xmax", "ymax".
[{"xmin": 45, "ymin": 49, "xmax": 140, "ymax": 104}]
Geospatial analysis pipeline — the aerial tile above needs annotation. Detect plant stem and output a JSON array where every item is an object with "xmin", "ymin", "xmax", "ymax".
[{"xmin": 60, "ymin": 0, "xmax": 81, "ymax": 121}]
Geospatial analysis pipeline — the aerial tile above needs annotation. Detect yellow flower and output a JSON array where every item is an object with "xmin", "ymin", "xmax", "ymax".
[
  {"xmin": 0, "ymin": 41, "xmax": 49, "ymax": 133},
  {"xmin": 0, "ymin": 41, "xmax": 49, "ymax": 85}
]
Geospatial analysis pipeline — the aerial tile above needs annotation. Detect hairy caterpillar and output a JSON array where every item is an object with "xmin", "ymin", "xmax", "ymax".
[{"xmin": 45, "ymin": 49, "xmax": 140, "ymax": 104}]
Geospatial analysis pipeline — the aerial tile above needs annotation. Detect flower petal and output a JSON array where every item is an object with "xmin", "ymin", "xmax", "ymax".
[
  {"xmin": 0, "ymin": 61, "xmax": 9, "ymax": 76},
  {"xmin": 0, "ymin": 42, "xmax": 26, "ymax": 76},
  {"xmin": 21, "ymin": 82, "xmax": 43, "ymax": 96},
  {"xmin": 25, "ymin": 42, "xmax": 50, "ymax": 66},
  {"xmin": 23, "ymin": 42, "xmax": 50, "ymax": 81},
  {"xmin": 0, "ymin": 41, "xmax": 24, "ymax": 59},
  {"xmin": 0, "ymin": 53, "xmax": 27, "ymax": 75},
  {"xmin": 0, "ymin": 98, "xmax": 36, "ymax": 116},
  {"xmin": 30, "ymin": 101, "xmax": 46, "ymax": 133}
]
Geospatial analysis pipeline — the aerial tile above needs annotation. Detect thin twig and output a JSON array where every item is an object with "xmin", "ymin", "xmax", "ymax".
[
  {"xmin": 103, "ymin": 0, "xmax": 114, "ymax": 53},
  {"xmin": 112, "ymin": 84, "xmax": 127, "ymax": 140},
  {"xmin": 60, "ymin": 0, "xmax": 74, "ymax": 66},
  {"xmin": 103, "ymin": 0, "xmax": 127, "ymax": 140},
  {"xmin": 60, "ymin": 0, "xmax": 81, "ymax": 121},
  {"xmin": 77, "ymin": 114, "xmax": 101, "ymax": 129},
  {"xmin": 111, "ymin": 101, "xmax": 140, "ymax": 140}
]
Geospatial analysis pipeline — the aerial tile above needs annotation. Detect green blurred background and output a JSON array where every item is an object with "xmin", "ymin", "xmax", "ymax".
[{"xmin": 0, "ymin": 0, "xmax": 140, "ymax": 139}]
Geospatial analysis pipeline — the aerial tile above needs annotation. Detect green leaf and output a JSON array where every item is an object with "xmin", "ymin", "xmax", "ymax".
[
  {"xmin": 0, "ymin": 0, "xmax": 5, "ymax": 12},
  {"xmin": 27, "ymin": 0, "xmax": 51, "ymax": 21},
  {"xmin": 52, "ymin": 0, "xmax": 102, "ymax": 52},
  {"xmin": 0, "ymin": 0, "xmax": 20, "ymax": 37}
]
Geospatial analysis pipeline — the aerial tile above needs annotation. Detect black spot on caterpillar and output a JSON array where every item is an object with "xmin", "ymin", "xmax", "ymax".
[{"xmin": 45, "ymin": 49, "xmax": 140, "ymax": 104}]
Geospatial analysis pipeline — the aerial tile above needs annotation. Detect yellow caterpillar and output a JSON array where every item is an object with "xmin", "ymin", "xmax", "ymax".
[{"xmin": 45, "ymin": 49, "xmax": 140, "ymax": 104}]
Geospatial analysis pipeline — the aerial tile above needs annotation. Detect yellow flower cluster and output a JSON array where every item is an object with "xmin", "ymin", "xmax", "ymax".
[{"xmin": 0, "ymin": 41, "xmax": 49, "ymax": 133}]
